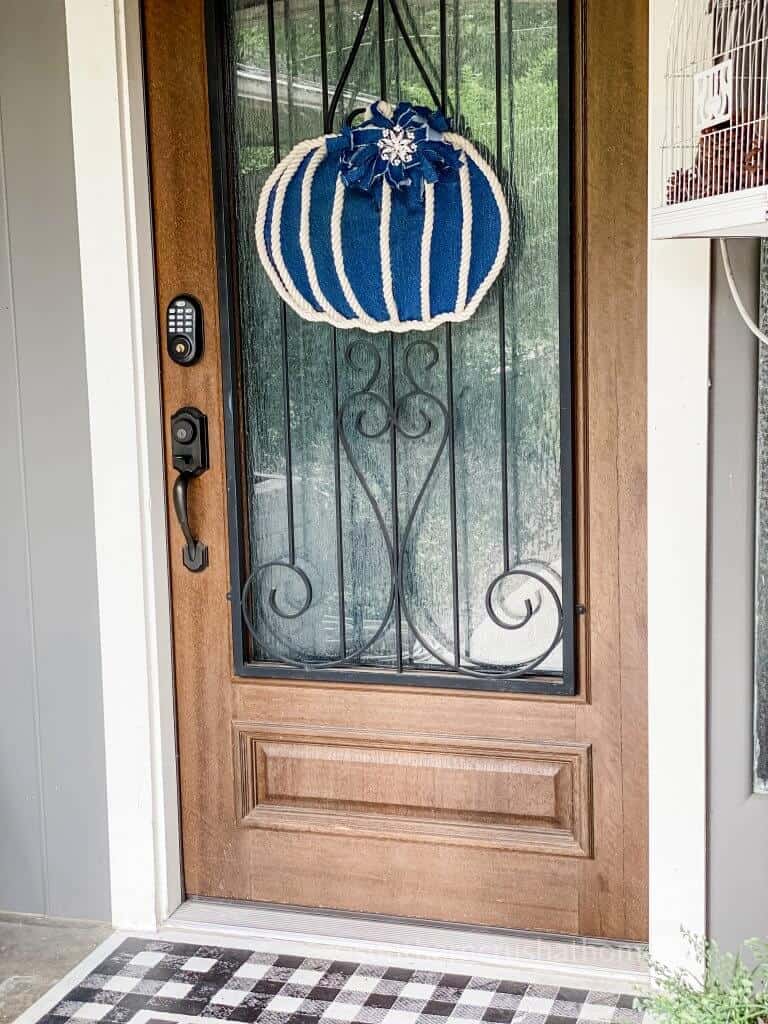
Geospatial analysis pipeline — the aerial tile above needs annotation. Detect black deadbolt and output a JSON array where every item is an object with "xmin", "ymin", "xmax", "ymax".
[{"xmin": 171, "ymin": 407, "xmax": 208, "ymax": 476}]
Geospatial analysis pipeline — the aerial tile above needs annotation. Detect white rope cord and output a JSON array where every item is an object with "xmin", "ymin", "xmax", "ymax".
[
  {"xmin": 380, "ymin": 182, "xmax": 400, "ymax": 323},
  {"xmin": 255, "ymin": 131, "xmax": 510, "ymax": 334},
  {"xmin": 455, "ymin": 158, "xmax": 473, "ymax": 312},
  {"xmin": 719, "ymin": 238, "xmax": 768, "ymax": 346},
  {"xmin": 420, "ymin": 182, "xmax": 435, "ymax": 321},
  {"xmin": 331, "ymin": 175, "xmax": 369, "ymax": 322},
  {"xmin": 255, "ymin": 137, "xmax": 327, "ymax": 317},
  {"xmin": 300, "ymin": 145, "xmax": 333, "ymax": 314},
  {"xmin": 270, "ymin": 163, "xmax": 299, "ymax": 304}
]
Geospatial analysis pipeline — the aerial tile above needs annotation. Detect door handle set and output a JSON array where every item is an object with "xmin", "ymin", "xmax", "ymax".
[{"xmin": 170, "ymin": 407, "xmax": 209, "ymax": 572}]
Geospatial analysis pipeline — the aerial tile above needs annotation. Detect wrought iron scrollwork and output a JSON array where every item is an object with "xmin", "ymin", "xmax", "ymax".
[
  {"xmin": 241, "ymin": 337, "xmax": 563, "ymax": 679},
  {"xmin": 236, "ymin": 0, "xmax": 567, "ymax": 683}
]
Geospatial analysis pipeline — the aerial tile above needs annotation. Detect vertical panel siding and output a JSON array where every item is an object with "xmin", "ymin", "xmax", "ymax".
[{"xmin": 0, "ymin": 0, "xmax": 110, "ymax": 921}]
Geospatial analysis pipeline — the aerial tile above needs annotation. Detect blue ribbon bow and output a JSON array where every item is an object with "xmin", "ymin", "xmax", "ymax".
[{"xmin": 327, "ymin": 100, "xmax": 463, "ymax": 210}]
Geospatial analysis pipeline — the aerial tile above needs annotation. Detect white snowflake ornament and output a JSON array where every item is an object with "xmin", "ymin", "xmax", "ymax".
[{"xmin": 377, "ymin": 125, "xmax": 417, "ymax": 167}]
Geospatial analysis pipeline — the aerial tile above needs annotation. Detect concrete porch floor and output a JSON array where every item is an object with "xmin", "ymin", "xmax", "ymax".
[{"xmin": 0, "ymin": 913, "xmax": 112, "ymax": 1023}]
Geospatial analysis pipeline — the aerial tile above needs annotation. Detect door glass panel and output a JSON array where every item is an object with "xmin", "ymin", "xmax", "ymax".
[{"xmin": 213, "ymin": 0, "xmax": 573, "ymax": 691}]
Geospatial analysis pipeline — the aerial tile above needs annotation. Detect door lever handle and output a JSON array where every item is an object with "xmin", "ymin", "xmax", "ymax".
[
  {"xmin": 173, "ymin": 471, "xmax": 208, "ymax": 572},
  {"xmin": 170, "ymin": 407, "xmax": 209, "ymax": 573}
]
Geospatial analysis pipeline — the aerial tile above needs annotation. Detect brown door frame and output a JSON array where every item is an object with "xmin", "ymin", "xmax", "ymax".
[{"xmin": 142, "ymin": 0, "xmax": 648, "ymax": 938}]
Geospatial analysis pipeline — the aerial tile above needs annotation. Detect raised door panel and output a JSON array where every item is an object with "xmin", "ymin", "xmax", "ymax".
[{"xmin": 234, "ymin": 723, "xmax": 592, "ymax": 855}]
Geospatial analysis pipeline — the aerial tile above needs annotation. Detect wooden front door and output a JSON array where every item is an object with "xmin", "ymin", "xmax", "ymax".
[{"xmin": 143, "ymin": 0, "xmax": 648, "ymax": 939}]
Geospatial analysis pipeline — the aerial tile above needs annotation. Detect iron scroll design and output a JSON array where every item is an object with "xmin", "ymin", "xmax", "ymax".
[{"xmin": 241, "ymin": 339, "xmax": 564, "ymax": 679}]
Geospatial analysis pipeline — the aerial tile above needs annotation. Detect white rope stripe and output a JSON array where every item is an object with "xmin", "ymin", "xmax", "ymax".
[
  {"xmin": 299, "ymin": 145, "xmax": 333, "ymax": 313},
  {"xmin": 455, "ymin": 158, "xmax": 473, "ymax": 312},
  {"xmin": 256, "ymin": 138, "xmax": 326, "ymax": 318},
  {"xmin": 380, "ymin": 183, "xmax": 399, "ymax": 323},
  {"xmin": 420, "ymin": 183, "xmax": 435, "ymax": 322},
  {"xmin": 261, "ymin": 183, "xmax": 281, "ymax": 279},
  {"xmin": 255, "ymin": 132, "xmax": 509, "ymax": 334},
  {"xmin": 270, "ymin": 169, "xmax": 294, "ymax": 302},
  {"xmin": 331, "ymin": 175, "xmax": 369, "ymax": 321}
]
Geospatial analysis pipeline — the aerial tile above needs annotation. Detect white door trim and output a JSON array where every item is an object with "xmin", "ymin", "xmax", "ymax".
[
  {"xmin": 63, "ymin": 0, "xmax": 181, "ymax": 929},
  {"xmin": 647, "ymin": 0, "xmax": 709, "ymax": 968},
  {"xmin": 63, "ymin": 0, "xmax": 709, "ymax": 963}
]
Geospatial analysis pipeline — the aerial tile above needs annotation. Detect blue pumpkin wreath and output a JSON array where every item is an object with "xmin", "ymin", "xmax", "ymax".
[{"xmin": 256, "ymin": 100, "xmax": 509, "ymax": 333}]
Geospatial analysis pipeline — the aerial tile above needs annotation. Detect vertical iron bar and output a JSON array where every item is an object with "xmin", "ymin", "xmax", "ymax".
[
  {"xmin": 267, "ymin": 0, "xmax": 281, "ymax": 163},
  {"xmin": 494, "ymin": 0, "xmax": 511, "ymax": 573},
  {"xmin": 331, "ymin": 334, "xmax": 347, "ymax": 659},
  {"xmin": 377, "ymin": 7, "xmax": 402, "ymax": 672},
  {"xmin": 284, "ymin": 0, "xmax": 296, "ymax": 144},
  {"xmin": 556, "ymin": 0, "xmax": 577, "ymax": 694},
  {"xmin": 267, "ymin": 0, "xmax": 296, "ymax": 565},
  {"xmin": 393, "ymin": 9, "xmax": 401, "ymax": 98},
  {"xmin": 439, "ymin": 0, "xmax": 448, "ymax": 111},
  {"xmin": 452, "ymin": 0, "xmax": 460, "ymax": 125},
  {"xmin": 319, "ymin": 0, "xmax": 330, "ymax": 130},
  {"xmin": 319, "ymin": 14, "xmax": 347, "ymax": 661},
  {"xmin": 506, "ymin": 0, "xmax": 514, "ymax": 190},
  {"xmin": 440, "ymin": 0, "xmax": 461, "ymax": 667},
  {"xmin": 445, "ymin": 331, "xmax": 462, "ymax": 667},
  {"xmin": 280, "ymin": 311, "xmax": 296, "ymax": 566},
  {"xmin": 333, "ymin": 0, "xmax": 343, "ymax": 105},
  {"xmin": 387, "ymin": 335, "xmax": 403, "ymax": 673},
  {"xmin": 459, "ymin": 388, "xmax": 471, "ymax": 655},
  {"xmin": 377, "ymin": 0, "xmax": 388, "ymax": 101}
]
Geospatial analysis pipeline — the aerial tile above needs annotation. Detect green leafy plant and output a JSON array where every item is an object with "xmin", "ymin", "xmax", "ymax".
[{"xmin": 639, "ymin": 932, "xmax": 768, "ymax": 1023}]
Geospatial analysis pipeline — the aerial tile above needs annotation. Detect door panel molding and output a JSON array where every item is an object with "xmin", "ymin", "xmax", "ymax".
[{"xmin": 233, "ymin": 723, "xmax": 593, "ymax": 856}]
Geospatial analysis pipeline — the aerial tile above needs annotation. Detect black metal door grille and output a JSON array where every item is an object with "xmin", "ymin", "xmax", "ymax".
[{"xmin": 206, "ymin": 0, "xmax": 576, "ymax": 693}]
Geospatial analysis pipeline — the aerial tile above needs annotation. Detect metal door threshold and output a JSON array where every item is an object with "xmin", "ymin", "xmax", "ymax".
[{"xmin": 164, "ymin": 898, "xmax": 649, "ymax": 994}]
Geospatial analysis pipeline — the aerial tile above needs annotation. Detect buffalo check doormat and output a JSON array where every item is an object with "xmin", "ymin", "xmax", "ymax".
[{"xmin": 32, "ymin": 938, "xmax": 646, "ymax": 1024}]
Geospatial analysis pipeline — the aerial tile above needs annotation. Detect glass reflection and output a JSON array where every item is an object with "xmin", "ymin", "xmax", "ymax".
[{"xmin": 225, "ymin": 0, "xmax": 564, "ymax": 680}]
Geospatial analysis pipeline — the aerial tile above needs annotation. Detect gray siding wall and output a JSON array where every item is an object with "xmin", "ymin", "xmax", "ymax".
[
  {"xmin": 708, "ymin": 238, "xmax": 768, "ymax": 950},
  {"xmin": 0, "ymin": 1, "xmax": 111, "ymax": 920}
]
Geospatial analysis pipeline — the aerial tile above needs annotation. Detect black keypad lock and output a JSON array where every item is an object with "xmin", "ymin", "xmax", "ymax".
[{"xmin": 167, "ymin": 295, "xmax": 203, "ymax": 366}]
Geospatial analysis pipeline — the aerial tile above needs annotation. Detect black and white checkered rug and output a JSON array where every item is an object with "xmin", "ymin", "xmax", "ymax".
[{"xmin": 35, "ymin": 938, "xmax": 646, "ymax": 1024}]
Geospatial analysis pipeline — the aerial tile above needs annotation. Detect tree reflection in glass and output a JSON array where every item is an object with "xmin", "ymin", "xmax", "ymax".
[{"xmin": 225, "ymin": 0, "xmax": 566, "ymax": 682}]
